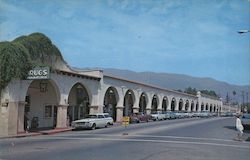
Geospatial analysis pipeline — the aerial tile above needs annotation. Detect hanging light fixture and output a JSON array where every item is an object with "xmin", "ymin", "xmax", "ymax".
[{"xmin": 40, "ymin": 80, "xmax": 48, "ymax": 92}]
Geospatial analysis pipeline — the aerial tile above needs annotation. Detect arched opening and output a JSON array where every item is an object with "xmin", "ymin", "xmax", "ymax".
[
  {"xmin": 196, "ymin": 103, "xmax": 199, "ymax": 111},
  {"xmin": 103, "ymin": 87, "xmax": 118, "ymax": 121},
  {"xmin": 67, "ymin": 83, "xmax": 90, "ymax": 125},
  {"xmin": 123, "ymin": 90, "xmax": 135, "ymax": 116},
  {"xmin": 209, "ymin": 104, "xmax": 213, "ymax": 112},
  {"xmin": 179, "ymin": 99, "xmax": 183, "ymax": 111},
  {"xmin": 162, "ymin": 97, "xmax": 168, "ymax": 112},
  {"xmin": 139, "ymin": 93, "xmax": 147, "ymax": 114},
  {"xmin": 201, "ymin": 103, "xmax": 205, "ymax": 111},
  {"xmin": 205, "ymin": 103, "xmax": 209, "ymax": 111},
  {"xmin": 24, "ymin": 79, "xmax": 59, "ymax": 131},
  {"xmin": 151, "ymin": 95, "xmax": 158, "ymax": 113},
  {"xmin": 213, "ymin": 105, "xmax": 216, "ymax": 112},
  {"xmin": 191, "ymin": 101, "xmax": 194, "ymax": 112},
  {"xmin": 185, "ymin": 100, "xmax": 189, "ymax": 111},
  {"xmin": 171, "ymin": 98, "xmax": 176, "ymax": 111}
]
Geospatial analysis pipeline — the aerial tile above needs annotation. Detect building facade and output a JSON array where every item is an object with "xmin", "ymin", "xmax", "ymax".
[{"xmin": 0, "ymin": 66, "xmax": 223, "ymax": 136}]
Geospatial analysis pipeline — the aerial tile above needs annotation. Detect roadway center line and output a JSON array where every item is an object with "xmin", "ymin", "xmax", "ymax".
[
  {"xmin": 36, "ymin": 136, "xmax": 250, "ymax": 149},
  {"xmin": 55, "ymin": 133, "xmax": 249, "ymax": 144}
]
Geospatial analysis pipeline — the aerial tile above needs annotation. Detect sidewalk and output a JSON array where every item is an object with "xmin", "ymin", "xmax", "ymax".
[{"xmin": 0, "ymin": 128, "xmax": 73, "ymax": 139}]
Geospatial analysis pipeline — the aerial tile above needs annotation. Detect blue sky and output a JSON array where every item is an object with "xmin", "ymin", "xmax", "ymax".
[{"xmin": 0, "ymin": 0, "xmax": 249, "ymax": 86}]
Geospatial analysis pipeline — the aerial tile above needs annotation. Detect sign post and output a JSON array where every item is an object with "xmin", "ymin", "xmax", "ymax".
[{"xmin": 122, "ymin": 116, "xmax": 130, "ymax": 135}]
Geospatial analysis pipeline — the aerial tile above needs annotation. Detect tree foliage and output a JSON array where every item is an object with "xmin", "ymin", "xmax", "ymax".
[
  {"xmin": 184, "ymin": 86, "xmax": 219, "ymax": 98},
  {"xmin": 184, "ymin": 87, "xmax": 197, "ymax": 95},
  {"xmin": 0, "ymin": 41, "xmax": 32, "ymax": 90},
  {"xmin": 0, "ymin": 32, "xmax": 64, "ymax": 91},
  {"xmin": 200, "ymin": 90, "xmax": 219, "ymax": 98},
  {"xmin": 13, "ymin": 32, "xmax": 63, "ymax": 67}
]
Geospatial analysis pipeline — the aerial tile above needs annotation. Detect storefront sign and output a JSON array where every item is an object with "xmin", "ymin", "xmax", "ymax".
[
  {"xmin": 122, "ymin": 116, "xmax": 130, "ymax": 127},
  {"xmin": 27, "ymin": 67, "xmax": 50, "ymax": 79}
]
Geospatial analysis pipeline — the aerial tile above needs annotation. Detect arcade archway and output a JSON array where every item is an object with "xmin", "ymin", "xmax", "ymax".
[
  {"xmin": 68, "ymin": 83, "xmax": 90, "ymax": 124},
  {"xmin": 201, "ymin": 103, "xmax": 205, "ymax": 111},
  {"xmin": 162, "ymin": 97, "xmax": 168, "ymax": 112},
  {"xmin": 24, "ymin": 79, "xmax": 59, "ymax": 131},
  {"xmin": 139, "ymin": 93, "xmax": 147, "ymax": 114},
  {"xmin": 151, "ymin": 95, "xmax": 158, "ymax": 113},
  {"xmin": 179, "ymin": 99, "xmax": 183, "ymax": 111},
  {"xmin": 123, "ymin": 90, "xmax": 135, "ymax": 116},
  {"xmin": 185, "ymin": 100, "xmax": 189, "ymax": 111},
  {"xmin": 171, "ymin": 98, "xmax": 176, "ymax": 111},
  {"xmin": 104, "ymin": 87, "xmax": 118, "ymax": 121},
  {"xmin": 191, "ymin": 101, "xmax": 195, "ymax": 111}
]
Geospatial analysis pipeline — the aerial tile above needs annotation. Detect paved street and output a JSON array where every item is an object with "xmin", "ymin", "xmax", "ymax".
[{"xmin": 0, "ymin": 117, "xmax": 250, "ymax": 160}]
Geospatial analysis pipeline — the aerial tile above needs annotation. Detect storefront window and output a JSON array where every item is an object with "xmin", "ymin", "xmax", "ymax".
[{"xmin": 44, "ymin": 105, "xmax": 52, "ymax": 118}]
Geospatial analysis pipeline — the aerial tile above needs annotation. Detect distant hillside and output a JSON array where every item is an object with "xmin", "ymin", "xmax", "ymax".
[{"xmin": 103, "ymin": 68, "xmax": 250, "ymax": 103}]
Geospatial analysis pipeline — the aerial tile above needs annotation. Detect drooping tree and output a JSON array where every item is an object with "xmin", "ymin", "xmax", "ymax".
[
  {"xmin": 0, "ymin": 32, "xmax": 65, "ymax": 92},
  {"xmin": 0, "ymin": 41, "xmax": 32, "ymax": 91}
]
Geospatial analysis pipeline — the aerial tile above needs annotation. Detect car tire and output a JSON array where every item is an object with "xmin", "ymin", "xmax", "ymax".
[{"xmin": 91, "ymin": 123, "xmax": 96, "ymax": 130}]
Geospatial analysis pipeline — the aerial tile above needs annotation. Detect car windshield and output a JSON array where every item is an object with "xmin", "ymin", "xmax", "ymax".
[
  {"xmin": 151, "ymin": 111, "xmax": 160, "ymax": 114},
  {"xmin": 104, "ymin": 115, "xmax": 111, "ymax": 118},
  {"xmin": 87, "ymin": 115, "xmax": 97, "ymax": 118},
  {"xmin": 242, "ymin": 114, "xmax": 250, "ymax": 119}
]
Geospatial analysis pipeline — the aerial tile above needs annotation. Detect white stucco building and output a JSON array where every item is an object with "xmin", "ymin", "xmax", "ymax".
[{"xmin": 0, "ymin": 63, "xmax": 223, "ymax": 136}]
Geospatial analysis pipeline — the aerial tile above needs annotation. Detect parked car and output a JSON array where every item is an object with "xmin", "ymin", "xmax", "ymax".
[
  {"xmin": 169, "ymin": 112, "xmax": 177, "ymax": 119},
  {"xmin": 129, "ymin": 112, "xmax": 152, "ymax": 123},
  {"xmin": 163, "ymin": 112, "xmax": 171, "ymax": 120},
  {"xmin": 71, "ymin": 113, "xmax": 114, "ymax": 130},
  {"xmin": 174, "ymin": 112, "xmax": 182, "ymax": 119},
  {"xmin": 151, "ymin": 111, "xmax": 165, "ymax": 121},
  {"xmin": 241, "ymin": 114, "xmax": 250, "ymax": 128},
  {"xmin": 199, "ymin": 111, "xmax": 210, "ymax": 118},
  {"xmin": 103, "ymin": 113, "xmax": 114, "ymax": 125}
]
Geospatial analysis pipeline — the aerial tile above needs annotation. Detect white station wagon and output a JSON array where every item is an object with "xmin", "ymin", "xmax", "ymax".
[{"xmin": 71, "ymin": 113, "xmax": 114, "ymax": 130}]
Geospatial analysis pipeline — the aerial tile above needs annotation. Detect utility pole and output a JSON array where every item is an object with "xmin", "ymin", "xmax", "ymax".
[
  {"xmin": 247, "ymin": 92, "xmax": 248, "ymax": 103},
  {"xmin": 247, "ymin": 92, "xmax": 249, "ymax": 113},
  {"xmin": 241, "ymin": 91, "xmax": 245, "ymax": 112}
]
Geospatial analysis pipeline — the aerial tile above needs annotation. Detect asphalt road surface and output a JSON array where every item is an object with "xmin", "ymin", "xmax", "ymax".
[{"xmin": 0, "ymin": 117, "xmax": 250, "ymax": 160}]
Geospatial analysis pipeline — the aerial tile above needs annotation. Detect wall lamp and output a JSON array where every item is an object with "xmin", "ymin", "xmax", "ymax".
[
  {"xmin": 2, "ymin": 99, "xmax": 9, "ymax": 107},
  {"xmin": 40, "ymin": 80, "xmax": 48, "ymax": 92}
]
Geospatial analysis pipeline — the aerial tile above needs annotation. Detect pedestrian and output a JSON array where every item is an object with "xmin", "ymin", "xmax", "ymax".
[
  {"xmin": 235, "ymin": 115, "xmax": 244, "ymax": 140},
  {"xmin": 24, "ymin": 112, "xmax": 30, "ymax": 133}
]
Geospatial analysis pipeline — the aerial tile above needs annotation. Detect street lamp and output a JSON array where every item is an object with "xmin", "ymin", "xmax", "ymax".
[{"xmin": 237, "ymin": 29, "xmax": 250, "ymax": 34}]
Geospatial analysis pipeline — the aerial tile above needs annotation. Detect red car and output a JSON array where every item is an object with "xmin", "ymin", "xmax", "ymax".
[{"xmin": 129, "ymin": 112, "xmax": 152, "ymax": 123}]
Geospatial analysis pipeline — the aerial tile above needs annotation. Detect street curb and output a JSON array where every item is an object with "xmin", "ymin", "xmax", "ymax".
[{"xmin": 0, "ymin": 128, "xmax": 73, "ymax": 139}]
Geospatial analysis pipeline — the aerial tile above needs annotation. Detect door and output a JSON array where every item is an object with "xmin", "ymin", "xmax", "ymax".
[{"xmin": 53, "ymin": 106, "xmax": 58, "ymax": 128}]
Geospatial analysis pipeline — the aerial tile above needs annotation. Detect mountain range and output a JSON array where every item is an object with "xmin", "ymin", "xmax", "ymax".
[{"xmin": 102, "ymin": 68, "xmax": 250, "ymax": 104}]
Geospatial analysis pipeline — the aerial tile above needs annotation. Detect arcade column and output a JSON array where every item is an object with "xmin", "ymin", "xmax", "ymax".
[
  {"xmin": 17, "ymin": 101, "xmax": 26, "ymax": 133},
  {"xmin": 56, "ymin": 104, "xmax": 68, "ymax": 128},
  {"xmin": 116, "ymin": 106, "xmax": 124, "ymax": 122}
]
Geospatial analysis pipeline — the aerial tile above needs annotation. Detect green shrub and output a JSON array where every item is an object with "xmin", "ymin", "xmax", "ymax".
[{"xmin": 0, "ymin": 32, "xmax": 64, "ymax": 91}]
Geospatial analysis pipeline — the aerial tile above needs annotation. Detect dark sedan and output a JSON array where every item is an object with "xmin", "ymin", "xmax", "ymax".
[
  {"xmin": 241, "ymin": 114, "xmax": 250, "ymax": 129},
  {"xmin": 129, "ymin": 112, "xmax": 152, "ymax": 123}
]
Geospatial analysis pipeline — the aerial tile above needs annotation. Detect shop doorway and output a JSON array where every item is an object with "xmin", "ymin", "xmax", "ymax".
[
  {"xmin": 67, "ymin": 83, "xmax": 89, "ymax": 125},
  {"xmin": 103, "ymin": 87, "xmax": 118, "ymax": 121},
  {"xmin": 24, "ymin": 80, "xmax": 59, "ymax": 131}
]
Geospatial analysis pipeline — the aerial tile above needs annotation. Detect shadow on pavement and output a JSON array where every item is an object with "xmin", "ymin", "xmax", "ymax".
[
  {"xmin": 224, "ymin": 125, "xmax": 250, "ymax": 133},
  {"xmin": 223, "ymin": 126, "xmax": 236, "ymax": 131},
  {"xmin": 246, "ymin": 136, "xmax": 250, "ymax": 142}
]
